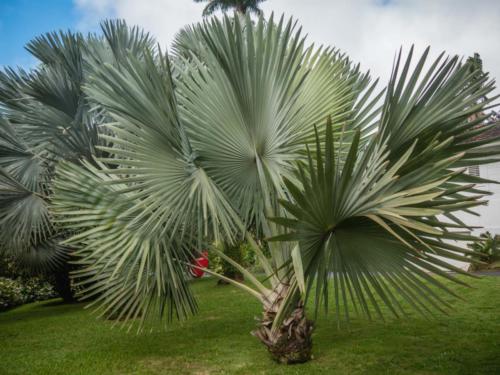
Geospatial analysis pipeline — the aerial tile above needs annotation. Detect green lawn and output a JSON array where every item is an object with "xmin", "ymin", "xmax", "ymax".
[{"xmin": 0, "ymin": 276, "xmax": 499, "ymax": 375}]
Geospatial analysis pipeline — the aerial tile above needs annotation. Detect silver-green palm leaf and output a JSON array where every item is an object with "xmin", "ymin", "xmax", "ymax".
[
  {"xmin": 174, "ymin": 14, "xmax": 377, "ymax": 231},
  {"xmin": 269, "ymin": 48, "xmax": 499, "ymax": 323}
]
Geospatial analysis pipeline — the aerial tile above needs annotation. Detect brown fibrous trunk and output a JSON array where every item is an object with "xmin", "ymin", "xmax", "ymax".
[{"xmin": 252, "ymin": 284, "xmax": 314, "ymax": 364}]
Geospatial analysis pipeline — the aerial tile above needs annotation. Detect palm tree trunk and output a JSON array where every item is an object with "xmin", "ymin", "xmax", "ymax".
[
  {"xmin": 253, "ymin": 284, "xmax": 314, "ymax": 364},
  {"xmin": 53, "ymin": 263, "xmax": 75, "ymax": 303}
]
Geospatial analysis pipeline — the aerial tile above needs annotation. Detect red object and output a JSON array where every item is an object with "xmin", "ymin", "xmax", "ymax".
[{"xmin": 190, "ymin": 251, "xmax": 209, "ymax": 278}]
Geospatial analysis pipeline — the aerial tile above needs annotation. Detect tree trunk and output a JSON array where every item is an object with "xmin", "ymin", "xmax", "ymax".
[
  {"xmin": 53, "ymin": 264, "xmax": 75, "ymax": 303},
  {"xmin": 253, "ymin": 284, "xmax": 314, "ymax": 364}
]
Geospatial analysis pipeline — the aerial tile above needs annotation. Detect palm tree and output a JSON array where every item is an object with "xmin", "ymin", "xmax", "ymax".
[
  {"xmin": 194, "ymin": 0, "xmax": 266, "ymax": 16},
  {"xmin": 0, "ymin": 20, "xmax": 156, "ymax": 302},
  {"xmin": 50, "ymin": 14, "xmax": 499, "ymax": 363}
]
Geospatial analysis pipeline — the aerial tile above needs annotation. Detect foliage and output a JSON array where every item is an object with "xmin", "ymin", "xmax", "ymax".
[
  {"xmin": 194, "ymin": 0, "xmax": 266, "ymax": 16},
  {"xmin": 0, "ymin": 278, "xmax": 22, "ymax": 310},
  {"xmin": 0, "ymin": 21, "xmax": 156, "ymax": 279},
  {"xmin": 208, "ymin": 241, "xmax": 266, "ymax": 276},
  {"xmin": 241, "ymin": 241, "xmax": 258, "ymax": 268},
  {"xmin": 0, "ymin": 276, "xmax": 56, "ymax": 311},
  {"xmin": 467, "ymin": 231, "xmax": 500, "ymax": 270},
  {"xmin": 209, "ymin": 241, "xmax": 253, "ymax": 280},
  {"xmin": 0, "ymin": 255, "xmax": 23, "ymax": 278},
  {"xmin": 0, "ymin": 254, "xmax": 62, "ymax": 308}
]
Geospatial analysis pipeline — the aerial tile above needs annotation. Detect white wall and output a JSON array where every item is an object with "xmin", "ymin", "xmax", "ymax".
[
  {"xmin": 445, "ymin": 162, "xmax": 500, "ymax": 270},
  {"xmin": 466, "ymin": 162, "xmax": 500, "ymax": 235}
]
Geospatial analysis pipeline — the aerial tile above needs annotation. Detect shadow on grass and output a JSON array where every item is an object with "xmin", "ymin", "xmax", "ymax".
[
  {"xmin": 0, "ymin": 299, "xmax": 86, "ymax": 323},
  {"xmin": 40, "ymin": 299, "xmax": 76, "ymax": 307}
]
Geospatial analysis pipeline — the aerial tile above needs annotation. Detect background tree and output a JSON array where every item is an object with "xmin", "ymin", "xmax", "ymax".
[
  {"xmin": 48, "ymin": 14, "xmax": 499, "ymax": 364},
  {"xmin": 194, "ymin": 0, "xmax": 266, "ymax": 16},
  {"xmin": 0, "ymin": 21, "xmax": 155, "ymax": 302}
]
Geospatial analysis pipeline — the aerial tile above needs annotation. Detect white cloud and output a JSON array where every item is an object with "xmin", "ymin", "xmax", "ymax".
[
  {"xmin": 75, "ymin": 0, "xmax": 204, "ymax": 42},
  {"xmin": 74, "ymin": 0, "xmax": 500, "ymax": 91}
]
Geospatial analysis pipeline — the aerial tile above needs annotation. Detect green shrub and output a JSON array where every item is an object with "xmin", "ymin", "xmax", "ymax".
[
  {"xmin": 0, "ymin": 277, "xmax": 57, "ymax": 311},
  {"xmin": 208, "ymin": 242, "xmax": 244, "ymax": 281},
  {"xmin": 241, "ymin": 241, "xmax": 256, "ymax": 267},
  {"xmin": 0, "ymin": 278, "xmax": 23, "ymax": 311},
  {"xmin": 0, "ymin": 255, "xmax": 23, "ymax": 278},
  {"xmin": 467, "ymin": 232, "xmax": 500, "ymax": 271},
  {"xmin": 207, "ymin": 241, "xmax": 271, "ymax": 280},
  {"xmin": 221, "ymin": 242, "xmax": 245, "ymax": 281},
  {"xmin": 19, "ymin": 278, "xmax": 57, "ymax": 303},
  {"xmin": 208, "ymin": 241, "xmax": 261, "ymax": 282}
]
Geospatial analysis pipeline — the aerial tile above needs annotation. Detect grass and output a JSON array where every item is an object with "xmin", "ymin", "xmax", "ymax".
[{"xmin": 0, "ymin": 276, "xmax": 499, "ymax": 375}]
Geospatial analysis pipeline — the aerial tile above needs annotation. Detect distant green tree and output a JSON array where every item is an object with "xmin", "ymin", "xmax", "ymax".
[
  {"xmin": 467, "ymin": 53, "xmax": 483, "ymax": 76},
  {"xmin": 466, "ymin": 53, "xmax": 489, "ymax": 104},
  {"xmin": 194, "ymin": 0, "xmax": 266, "ymax": 16}
]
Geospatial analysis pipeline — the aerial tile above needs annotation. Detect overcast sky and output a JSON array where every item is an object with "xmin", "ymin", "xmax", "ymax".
[
  {"xmin": 1, "ymin": 1, "xmax": 499, "ymax": 91},
  {"xmin": 73, "ymin": 0, "xmax": 500, "ymax": 91}
]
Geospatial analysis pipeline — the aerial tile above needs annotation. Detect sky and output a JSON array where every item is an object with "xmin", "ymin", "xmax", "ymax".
[
  {"xmin": 1, "ymin": 0, "xmax": 500, "ymax": 90},
  {"xmin": 0, "ymin": 0, "xmax": 80, "ymax": 68}
]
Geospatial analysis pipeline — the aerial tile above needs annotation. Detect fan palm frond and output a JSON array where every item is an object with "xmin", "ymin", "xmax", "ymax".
[
  {"xmin": 0, "ymin": 117, "xmax": 65, "ymax": 271},
  {"xmin": 175, "ymin": 15, "xmax": 378, "ymax": 232},
  {"xmin": 269, "ymin": 48, "xmax": 499, "ymax": 323},
  {"xmin": 52, "ymin": 160, "xmax": 198, "ymax": 327},
  {"xmin": 0, "ymin": 20, "xmax": 159, "ymax": 275}
]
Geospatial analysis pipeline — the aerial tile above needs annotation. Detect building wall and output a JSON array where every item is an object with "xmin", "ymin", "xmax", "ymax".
[
  {"xmin": 468, "ymin": 161, "xmax": 500, "ymax": 235},
  {"xmin": 445, "ymin": 161, "xmax": 500, "ymax": 270}
]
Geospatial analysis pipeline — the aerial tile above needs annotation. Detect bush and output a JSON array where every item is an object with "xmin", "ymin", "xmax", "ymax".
[
  {"xmin": 0, "ymin": 278, "xmax": 23, "ymax": 311},
  {"xmin": 0, "ymin": 255, "xmax": 23, "ymax": 278},
  {"xmin": 19, "ymin": 278, "xmax": 57, "ymax": 303},
  {"xmin": 467, "ymin": 232, "xmax": 500, "ymax": 271},
  {"xmin": 241, "ymin": 241, "xmax": 256, "ymax": 267},
  {"xmin": 0, "ymin": 277, "xmax": 57, "ymax": 312},
  {"xmin": 208, "ymin": 242, "xmax": 244, "ymax": 281},
  {"xmin": 207, "ymin": 240, "xmax": 271, "ymax": 281}
]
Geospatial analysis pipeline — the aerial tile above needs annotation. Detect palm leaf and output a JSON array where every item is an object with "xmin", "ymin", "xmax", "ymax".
[
  {"xmin": 52, "ymin": 160, "xmax": 198, "ymax": 330},
  {"xmin": 0, "ymin": 21, "xmax": 160, "ymax": 274},
  {"xmin": 269, "ymin": 46, "xmax": 499, "ymax": 322}
]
